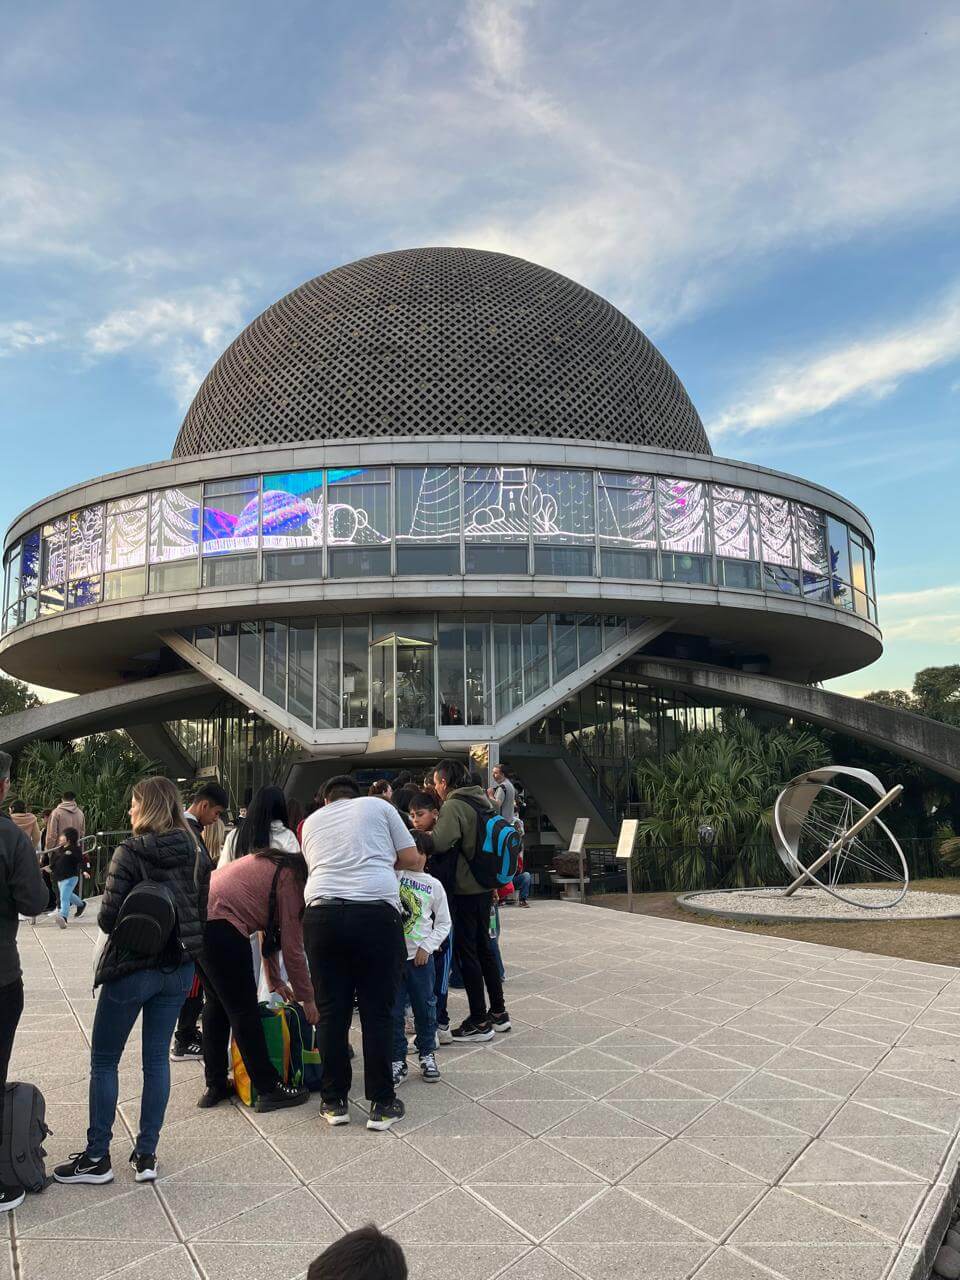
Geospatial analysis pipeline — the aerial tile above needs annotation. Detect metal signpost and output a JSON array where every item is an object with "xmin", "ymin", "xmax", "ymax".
[
  {"xmin": 616, "ymin": 818, "xmax": 640, "ymax": 913},
  {"xmin": 569, "ymin": 817, "xmax": 591, "ymax": 903}
]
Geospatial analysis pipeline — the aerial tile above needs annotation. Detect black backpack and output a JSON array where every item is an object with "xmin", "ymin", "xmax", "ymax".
[
  {"xmin": 0, "ymin": 1082, "xmax": 50, "ymax": 1192},
  {"xmin": 111, "ymin": 839, "xmax": 178, "ymax": 958},
  {"xmin": 458, "ymin": 795, "xmax": 522, "ymax": 889}
]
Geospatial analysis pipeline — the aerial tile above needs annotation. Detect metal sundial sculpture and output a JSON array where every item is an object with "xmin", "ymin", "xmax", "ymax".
[{"xmin": 773, "ymin": 766, "xmax": 909, "ymax": 909}]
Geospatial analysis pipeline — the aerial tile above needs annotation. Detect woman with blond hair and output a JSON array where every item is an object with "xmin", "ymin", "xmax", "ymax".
[{"xmin": 54, "ymin": 776, "xmax": 208, "ymax": 1187}]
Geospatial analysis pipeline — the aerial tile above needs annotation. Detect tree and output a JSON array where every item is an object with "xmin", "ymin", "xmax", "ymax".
[
  {"xmin": 0, "ymin": 673, "xmax": 40, "ymax": 718},
  {"xmin": 12, "ymin": 733, "xmax": 158, "ymax": 834},
  {"xmin": 633, "ymin": 718, "xmax": 829, "ymax": 891},
  {"xmin": 865, "ymin": 665, "xmax": 960, "ymax": 727}
]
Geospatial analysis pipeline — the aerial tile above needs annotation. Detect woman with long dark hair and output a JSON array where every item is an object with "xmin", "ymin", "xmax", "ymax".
[
  {"xmin": 197, "ymin": 848, "xmax": 315, "ymax": 1112},
  {"xmin": 220, "ymin": 784, "xmax": 299, "ymax": 864},
  {"xmin": 54, "ymin": 777, "xmax": 207, "ymax": 1186}
]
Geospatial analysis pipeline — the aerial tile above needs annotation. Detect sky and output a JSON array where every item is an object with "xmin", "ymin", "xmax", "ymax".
[{"xmin": 1, "ymin": 0, "xmax": 957, "ymax": 700}]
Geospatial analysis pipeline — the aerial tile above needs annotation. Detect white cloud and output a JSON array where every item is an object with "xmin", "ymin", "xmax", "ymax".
[
  {"xmin": 874, "ymin": 583, "xmax": 960, "ymax": 644},
  {"xmin": 0, "ymin": 321, "xmax": 58, "ymax": 357},
  {"xmin": 85, "ymin": 283, "xmax": 250, "ymax": 407},
  {"xmin": 710, "ymin": 285, "xmax": 960, "ymax": 437},
  {"xmin": 465, "ymin": 0, "xmax": 531, "ymax": 81}
]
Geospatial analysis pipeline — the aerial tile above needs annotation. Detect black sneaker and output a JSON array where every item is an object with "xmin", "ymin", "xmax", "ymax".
[
  {"xmin": 171, "ymin": 1038, "xmax": 203, "ymax": 1062},
  {"xmin": 75, "ymin": 900, "xmax": 87, "ymax": 918},
  {"xmin": 197, "ymin": 1083, "xmax": 233, "ymax": 1108},
  {"xmin": 255, "ymin": 1082, "xmax": 310, "ymax": 1113},
  {"xmin": 0, "ymin": 1186, "xmax": 25, "ymax": 1212},
  {"xmin": 367, "ymin": 1098, "xmax": 405, "ymax": 1131},
  {"xmin": 319, "ymin": 1099, "xmax": 350, "ymax": 1126},
  {"xmin": 419, "ymin": 1052, "xmax": 441, "ymax": 1082},
  {"xmin": 391, "ymin": 1060, "xmax": 409, "ymax": 1089},
  {"xmin": 129, "ymin": 1151, "xmax": 157, "ymax": 1182},
  {"xmin": 489, "ymin": 1010, "xmax": 512, "ymax": 1033},
  {"xmin": 451, "ymin": 1018, "xmax": 494, "ymax": 1042},
  {"xmin": 54, "ymin": 1152, "xmax": 114, "ymax": 1185}
]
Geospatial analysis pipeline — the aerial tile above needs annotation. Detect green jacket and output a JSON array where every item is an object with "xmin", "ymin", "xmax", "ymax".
[{"xmin": 430, "ymin": 785, "xmax": 493, "ymax": 896}]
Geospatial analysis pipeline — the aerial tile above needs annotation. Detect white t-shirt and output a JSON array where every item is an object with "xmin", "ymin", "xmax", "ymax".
[
  {"xmin": 220, "ymin": 821, "xmax": 300, "ymax": 867},
  {"xmin": 301, "ymin": 797, "xmax": 413, "ymax": 910}
]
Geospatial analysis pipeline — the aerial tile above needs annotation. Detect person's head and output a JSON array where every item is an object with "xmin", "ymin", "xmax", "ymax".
[
  {"xmin": 432, "ymin": 758, "xmax": 467, "ymax": 802},
  {"xmin": 41, "ymin": 808, "xmax": 52, "ymax": 822},
  {"xmin": 10, "ymin": 799, "xmax": 25, "ymax": 814},
  {"xmin": 234, "ymin": 784, "xmax": 290, "ymax": 857},
  {"xmin": 493, "ymin": 764, "xmax": 509, "ymax": 784},
  {"xmin": 60, "ymin": 826, "xmax": 79, "ymax": 850},
  {"xmin": 0, "ymin": 751, "xmax": 11, "ymax": 806},
  {"xmin": 188, "ymin": 782, "xmax": 229, "ymax": 829},
  {"xmin": 408, "ymin": 790, "xmax": 439, "ymax": 833},
  {"xmin": 323, "ymin": 775, "xmax": 360, "ymax": 805},
  {"xmin": 129, "ymin": 776, "xmax": 188, "ymax": 836},
  {"xmin": 392, "ymin": 784, "xmax": 418, "ymax": 816},
  {"xmin": 307, "ymin": 1225, "xmax": 407, "ymax": 1280},
  {"xmin": 62, "ymin": 791, "xmax": 76, "ymax": 803},
  {"xmin": 369, "ymin": 780, "xmax": 392, "ymax": 800},
  {"xmin": 392, "ymin": 770, "xmax": 412, "ymax": 790}
]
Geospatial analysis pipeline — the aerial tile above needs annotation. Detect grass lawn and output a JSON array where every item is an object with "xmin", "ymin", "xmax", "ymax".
[{"xmin": 589, "ymin": 878, "xmax": 960, "ymax": 967}]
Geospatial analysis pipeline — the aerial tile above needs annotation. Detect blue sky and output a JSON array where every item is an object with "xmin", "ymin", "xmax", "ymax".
[{"xmin": 1, "ymin": 0, "xmax": 957, "ymax": 698}]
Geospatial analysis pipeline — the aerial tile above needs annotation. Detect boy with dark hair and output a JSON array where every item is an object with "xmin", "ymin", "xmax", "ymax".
[
  {"xmin": 308, "ymin": 1225, "xmax": 407, "ymax": 1280},
  {"xmin": 392, "ymin": 847, "xmax": 450, "ymax": 1086},
  {"xmin": 408, "ymin": 791, "xmax": 453, "ymax": 1044}
]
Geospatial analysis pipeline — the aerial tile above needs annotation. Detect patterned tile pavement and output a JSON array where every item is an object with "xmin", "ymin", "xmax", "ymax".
[{"xmin": 5, "ymin": 900, "xmax": 960, "ymax": 1280}]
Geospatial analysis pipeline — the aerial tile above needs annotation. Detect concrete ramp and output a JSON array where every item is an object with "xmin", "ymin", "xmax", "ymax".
[{"xmin": 505, "ymin": 743, "xmax": 618, "ymax": 844}]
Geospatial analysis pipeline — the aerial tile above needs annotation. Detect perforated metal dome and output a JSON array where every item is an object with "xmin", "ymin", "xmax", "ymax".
[{"xmin": 173, "ymin": 247, "xmax": 711, "ymax": 458}]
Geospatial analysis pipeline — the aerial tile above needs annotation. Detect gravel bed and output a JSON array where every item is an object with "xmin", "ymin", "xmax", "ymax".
[{"xmin": 678, "ymin": 886, "xmax": 960, "ymax": 922}]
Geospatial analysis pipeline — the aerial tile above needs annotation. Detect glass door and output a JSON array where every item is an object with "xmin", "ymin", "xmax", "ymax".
[{"xmin": 370, "ymin": 632, "xmax": 436, "ymax": 734}]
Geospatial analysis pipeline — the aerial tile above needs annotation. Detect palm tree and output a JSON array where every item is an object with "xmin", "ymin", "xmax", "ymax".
[
  {"xmin": 634, "ymin": 718, "xmax": 828, "ymax": 891},
  {"xmin": 13, "ymin": 733, "xmax": 158, "ymax": 835}
]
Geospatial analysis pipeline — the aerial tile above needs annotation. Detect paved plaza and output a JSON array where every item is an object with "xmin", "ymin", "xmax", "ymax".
[{"xmin": 5, "ymin": 901, "xmax": 960, "ymax": 1280}]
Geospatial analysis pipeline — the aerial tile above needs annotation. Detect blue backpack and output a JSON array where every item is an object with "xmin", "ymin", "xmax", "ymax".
[{"xmin": 459, "ymin": 795, "xmax": 522, "ymax": 889}]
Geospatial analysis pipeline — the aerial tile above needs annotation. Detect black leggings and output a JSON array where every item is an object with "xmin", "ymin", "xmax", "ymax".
[{"xmin": 199, "ymin": 919, "xmax": 280, "ymax": 1095}]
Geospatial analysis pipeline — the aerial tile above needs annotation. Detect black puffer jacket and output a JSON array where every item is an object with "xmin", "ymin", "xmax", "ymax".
[{"xmin": 96, "ymin": 829, "xmax": 210, "ymax": 986}]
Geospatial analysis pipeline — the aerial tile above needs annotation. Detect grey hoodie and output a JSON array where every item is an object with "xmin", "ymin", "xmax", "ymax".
[{"xmin": 45, "ymin": 799, "xmax": 85, "ymax": 851}]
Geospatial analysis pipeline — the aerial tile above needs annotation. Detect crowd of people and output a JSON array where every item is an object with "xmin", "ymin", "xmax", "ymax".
[{"xmin": 0, "ymin": 748, "xmax": 530, "ymax": 1216}]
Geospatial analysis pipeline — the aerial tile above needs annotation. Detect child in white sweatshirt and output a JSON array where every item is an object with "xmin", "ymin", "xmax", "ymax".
[{"xmin": 392, "ymin": 851, "xmax": 451, "ymax": 1086}]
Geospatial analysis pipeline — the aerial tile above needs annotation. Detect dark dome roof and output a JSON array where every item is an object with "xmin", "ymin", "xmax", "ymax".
[{"xmin": 173, "ymin": 247, "xmax": 710, "ymax": 458}]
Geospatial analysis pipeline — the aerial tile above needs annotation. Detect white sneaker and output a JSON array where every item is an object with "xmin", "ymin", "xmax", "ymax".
[
  {"xmin": 56, "ymin": 915, "xmax": 67, "ymax": 930},
  {"xmin": 436, "ymin": 1024, "xmax": 453, "ymax": 1045}
]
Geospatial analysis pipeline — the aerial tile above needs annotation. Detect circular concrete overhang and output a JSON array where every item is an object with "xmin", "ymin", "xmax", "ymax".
[{"xmin": 1, "ymin": 437, "xmax": 881, "ymax": 692}]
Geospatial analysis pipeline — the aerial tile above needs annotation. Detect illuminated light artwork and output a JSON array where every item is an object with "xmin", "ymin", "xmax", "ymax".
[
  {"xmin": 263, "ymin": 471, "xmax": 324, "ymax": 549},
  {"xmin": 464, "ymin": 467, "xmax": 559, "ymax": 540},
  {"xmin": 149, "ymin": 488, "xmax": 200, "ymax": 563},
  {"xmin": 20, "ymin": 531, "xmax": 40, "ymax": 594},
  {"xmin": 598, "ymin": 473, "xmax": 656, "ymax": 547},
  {"xmin": 533, "ymin": 470, "xmax": 595, "ymax": 543},
  {"xmin": 106, "ymin": 497, "xmax": 148, "ymax": 571},
  {"xmin": 397, "ymin": 467, "xmax": 460, "ymax": 542},
  {"xmin": 759, "ymin": 493, "xmax": 797, "ymax": 567},
  {"xmin": 657, "ymin": 478, "xmax": 708, "ymax": 552},
  {"xmin": 41, "ymin": 518, "xmax": 68, "ymax": 586},
  {"xmin": 713, "ymin": 486, "xmax": 757, "ymax": 561},
  {"xmin": 68, "ymin": 506, "xmax": 104, "ymax": 580},
  {"xmin": 798, "ymin": 504, "xmax": 829, "ymax": 575},
  {"xmin": 327, "ymin": 468, "xmax": 390, "ymax": 547}
]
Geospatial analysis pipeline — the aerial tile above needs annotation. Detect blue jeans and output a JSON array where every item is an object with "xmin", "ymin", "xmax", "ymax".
[
  {"xmin": 433, "ymin": 934, "xmax": 452, "ymax": 1028},
  {"xmin": 87, "ymin": 962, "xmax": 194, "ymax": 1159},
  {"xmin": 514, "ymin": 871, "xmax": 532, "ymax": 902},
  {"xmin": 392, "ymin": 957, "xmax": 437, "ymax": 1060},
  {"xmin": 58, "ymin": 876, "xmax": 83, "ymax": 919}
]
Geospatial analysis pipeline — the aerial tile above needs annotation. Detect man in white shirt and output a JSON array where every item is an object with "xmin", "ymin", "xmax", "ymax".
[{"xmin": 301, "ymin": 774, "xmax": 421, "ymax": 1132}]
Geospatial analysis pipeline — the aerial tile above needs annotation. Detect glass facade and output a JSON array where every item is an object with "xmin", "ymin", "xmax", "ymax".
[
  {"xmin": 2, "ymin": 465, "xmax": 878, "ymax": 631},
  {"xmin": 175, "ymin": 610, "xmax": 647, "ymax": 733}
]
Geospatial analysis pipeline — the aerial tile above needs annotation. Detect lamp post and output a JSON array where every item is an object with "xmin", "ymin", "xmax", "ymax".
[{"xmin": 698, "ymin": 823, "xmax": 717, "ymax": 885}]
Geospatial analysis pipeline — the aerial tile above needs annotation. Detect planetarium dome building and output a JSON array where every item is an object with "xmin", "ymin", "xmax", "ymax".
[{"xmin": 0, "ymin": 247, "xmax": 891, "ymax": 836}]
